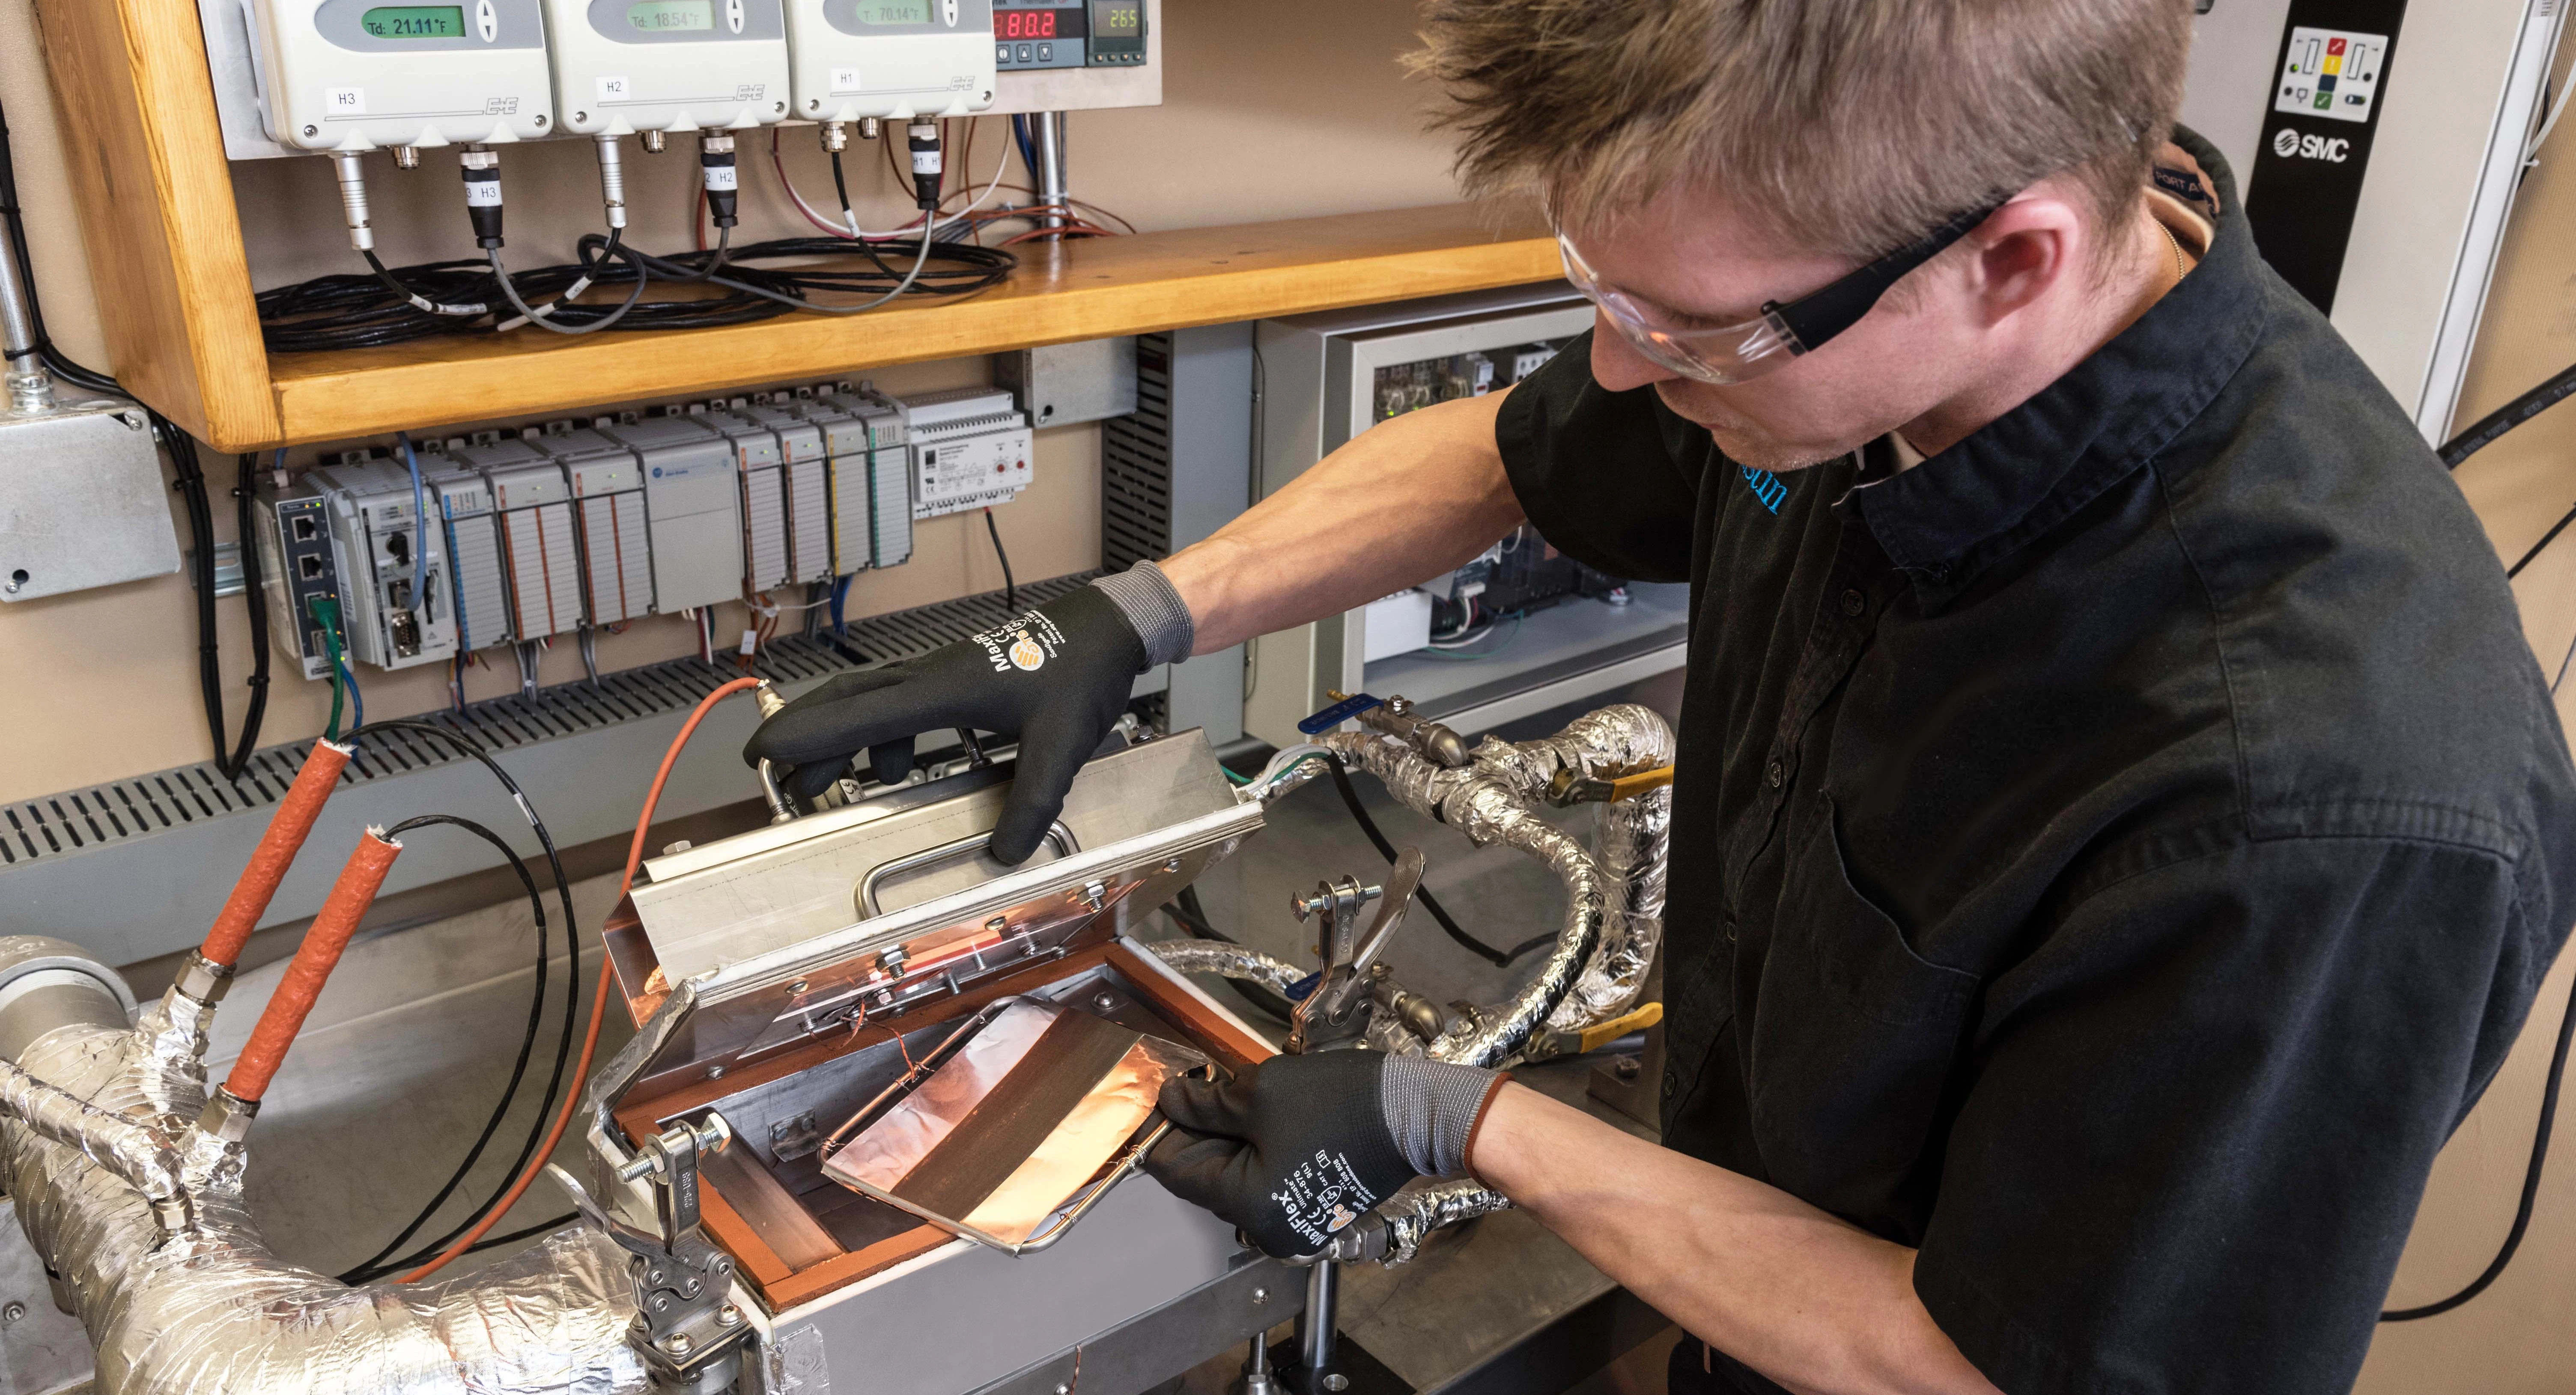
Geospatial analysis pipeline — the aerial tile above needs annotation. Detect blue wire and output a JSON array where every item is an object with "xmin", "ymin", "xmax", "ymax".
[
  {"xmin": 338, "ymin": 653, "xmax": 366, "ymax": 729},
  {"xmin": 830, "ymin": 574, "xmax": 850, "ymax": 638}
]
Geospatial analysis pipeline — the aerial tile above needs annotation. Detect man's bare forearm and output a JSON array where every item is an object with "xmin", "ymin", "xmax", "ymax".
[
  {"xmin": 1471, "ymin": 1085, "xmax": 2001, "ymax": 1395},
  {"xmin": 1161, "ymin": 390, "xmax": 1523, "ymax": 655}
]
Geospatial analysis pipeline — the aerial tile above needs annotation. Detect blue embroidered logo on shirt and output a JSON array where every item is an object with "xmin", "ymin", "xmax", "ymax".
[{"xmin": 1741, "ymin": 466, "xmax": 1786, "ymax": 514}]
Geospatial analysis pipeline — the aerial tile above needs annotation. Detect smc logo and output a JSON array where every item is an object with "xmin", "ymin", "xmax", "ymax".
[{"xmin": 2273, "ymin": 128, "xmax": 2351, "ymax": 162}]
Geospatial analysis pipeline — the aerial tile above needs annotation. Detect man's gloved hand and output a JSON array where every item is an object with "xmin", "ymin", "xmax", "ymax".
[
  {"xmin": 1144, "ymin": 1049, "xmax": 1507, "ymax": 1258},
  {"xmin": 742, "ymin": 563, "xmax": 1193, "ymax": 864}
]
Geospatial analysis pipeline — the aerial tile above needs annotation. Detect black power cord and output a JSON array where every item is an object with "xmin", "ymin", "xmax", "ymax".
[
  {"xmin": 223, "ymin": 453, "xmax": 274, "ymax": 779},
  {"xmin": 984, "ymin": 506, "xmax": 1017, "ymax": 611},
  {"xmin": 1323, "ymin": 753, "xmax": 1553, "ymax": 967},
  {"xmin": 2381, "ymin": 971, "xmax": 2576, "ymax": 1321},
  {"xmin": 338, "ymin": 812, "xmax": 551, "ymax": 1284},
  {"xmin": 334, "ymin": 721, "xmax": 581, "ymax": 1283}
]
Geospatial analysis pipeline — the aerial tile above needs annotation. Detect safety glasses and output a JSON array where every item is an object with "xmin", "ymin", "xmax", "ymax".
[{"xmin": 1557, "ymin": 199, "xmax": 2007, "ymax": 385}]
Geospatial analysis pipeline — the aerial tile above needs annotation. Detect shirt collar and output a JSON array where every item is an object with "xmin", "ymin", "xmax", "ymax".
[{"xmin": 1842, "ymin": 126, "xmax": 2270, "ymax": 609}]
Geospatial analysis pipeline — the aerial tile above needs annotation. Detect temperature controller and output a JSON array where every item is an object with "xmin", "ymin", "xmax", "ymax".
[
  {"xmin": 990, "ymin": 0, "xmax": 1142, "ymax": 69},
  {"xmin": 238, "ymin": 0, "xmax": 555, "ymax": 149},
  {"xmin": 540, "ymin": 0, "xmax": 793, "ymax": 134},
  {"xmin": 783, "ymin": 0, "xmax": 998, "ymax": 124}
]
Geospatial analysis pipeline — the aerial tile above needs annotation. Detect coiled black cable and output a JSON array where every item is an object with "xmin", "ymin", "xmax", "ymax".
[
  {"xmin": 256, "ymin": 233, "xmax": 1015, "ymax": 351},
  {"xmin": 336, "ymin": 812, "xmax": 550, "ymax": 1283},
  {"xmin": 334, "ymin": 721, "xmax": 580, "ymax": 1282}
]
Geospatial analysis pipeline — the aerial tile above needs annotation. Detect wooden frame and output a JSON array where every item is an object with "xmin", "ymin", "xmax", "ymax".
[
  {"xmin": 612, "ymin": 938, "xmax": 1270, "ymax": 1312},
  {"xmin": 33, "ymin": 0, "xmax": 1558, "ymax": 453}
]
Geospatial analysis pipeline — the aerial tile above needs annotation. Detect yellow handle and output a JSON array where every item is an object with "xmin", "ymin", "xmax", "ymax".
[
  {"xmin": 1608, "ymin": 766, "xmax": 1675, "ymax": 802},
  {"xmin": 1578, "ymin": 1001, "xmax": 1663, "ymax": 1056}
]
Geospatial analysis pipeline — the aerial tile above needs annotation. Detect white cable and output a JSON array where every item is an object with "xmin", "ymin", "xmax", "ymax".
[{"xmin": 2530, "ymin": 73, "xmax": 2576, "ymax": 165}]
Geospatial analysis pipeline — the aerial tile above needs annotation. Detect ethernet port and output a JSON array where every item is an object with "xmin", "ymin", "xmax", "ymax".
[
  {"xmin": 298, "ymin": 554, "xmax": 325, "ymax": 580},
  {"xmin": 291, "ymin": 514, "xmax": 318, "ymax": 542}
]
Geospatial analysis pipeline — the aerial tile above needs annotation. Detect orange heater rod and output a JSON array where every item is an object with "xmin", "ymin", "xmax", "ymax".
[
  {"xmin": 199, "ymin": 739, "xmax": 355, "ymax": 969},
  {"xmin": 223, "ymin": 828, "xmax": 401, "ymax": 1104}
]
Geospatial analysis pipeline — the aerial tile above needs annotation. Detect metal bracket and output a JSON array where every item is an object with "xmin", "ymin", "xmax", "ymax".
[
  {"xmin": 561, "ymin": 1112, "xmax": 755, "ymax": 1390},
  {"xmin": 1285, "ymin": 849, "xmax": 1422, "ymax": 1054}
]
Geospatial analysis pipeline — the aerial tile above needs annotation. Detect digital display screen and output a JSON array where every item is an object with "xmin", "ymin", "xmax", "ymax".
[
  {"xmin": 1092, "ymin": 0, "xmax": 1138, "ymax": 34},
  {"xmin": 997, "ymin": 8, "xmax": 1079, "ymax": 39},
  {"xmin": 627, "ymin": 0, "xmax": 715, "ymax": 30},
  {"xmin": 851, "ymin": 0, "xmax": 929, "ymax": 24},
  {"xmin": 362, "ymin": 4, "xmax": 466, "ymax": 37}
]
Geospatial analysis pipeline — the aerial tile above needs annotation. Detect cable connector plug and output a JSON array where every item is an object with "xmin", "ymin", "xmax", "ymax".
[
  {"xmin": 329, "ymin": 151, "xmax": 375, "ymax": 252},
  {"xmin": 907, "ymin": 119, "xmax": 942, "ymax": 211},
  {"xmin": 700, "ymin": 133, "xmax": 739, "ymax": 229},
  {"xmin": 595, "ymin": 134, "xmax": 628, "ymax": 231},
  {"xmin": 460, "ymin": 146, "xmax": 504, "ymax": 248}
]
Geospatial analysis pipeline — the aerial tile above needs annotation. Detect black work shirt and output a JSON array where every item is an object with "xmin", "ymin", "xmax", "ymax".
[{"xmin": 1495, "ymin": 128, "xmax": 2576, "ymax": 1395}]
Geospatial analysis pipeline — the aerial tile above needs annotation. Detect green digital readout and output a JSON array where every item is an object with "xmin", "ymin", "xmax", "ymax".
[
  {"xmin": 851, "ymin": 0, "xmax": 929, "ymax": 24},
  {"xmin": 627, "ymin": 0, "xmax": 714, "ymax": 30},
  {"xmin": 1093, "ymin": 0, "xmax": 1138, "ymax": 30},
  {"xmin": 361, "ymin": 4, "xmax": 466, "ymax": 37}
]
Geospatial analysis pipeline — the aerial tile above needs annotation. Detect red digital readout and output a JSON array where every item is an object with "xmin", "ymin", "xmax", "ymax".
[{"xmin": 998, "ymin": 8, "xmax": 1055, "ymax": 38}]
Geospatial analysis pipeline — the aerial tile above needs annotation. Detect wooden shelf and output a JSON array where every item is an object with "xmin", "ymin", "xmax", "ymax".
[
  {"xmin": 36, "ymin": 0, "xmax": 1556, "ymax": 453},
  {"xmin": 266, "ymin": 201, "xmax": 1558, "ymax": 447}
]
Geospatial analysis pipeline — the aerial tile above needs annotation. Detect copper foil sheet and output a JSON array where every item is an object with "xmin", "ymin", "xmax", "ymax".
[{"xmin": 822, "ymin": 998, "xmax": 1205, "ymax": 1248}]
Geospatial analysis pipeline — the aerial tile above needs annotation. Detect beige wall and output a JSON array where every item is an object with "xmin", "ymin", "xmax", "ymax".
[
  {"xmin": 7, "ymin": 0, "xmax": 2576, "ymax": 1387},
  {"xmin": 2349, "ymin": 31, "xmax": 2576, "ymax": 1395},
  {"xmin": 0, "ymin": 0, "xmax": 1461, "ymax": 803}
]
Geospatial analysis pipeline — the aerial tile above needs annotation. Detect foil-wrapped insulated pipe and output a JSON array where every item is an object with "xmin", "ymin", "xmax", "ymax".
[
  {"xmin": 0, "ymin": 1055, "xmax": 190, "ymax": 1235},
  {"xmin": 0, "ymin": 951, "xmax": 648, "ymax": 1395},
  {"xmin": 1548, "ymin": 783, "xmax": 1670, "ymax": 1031},
  {"xmin": 1141, "ymin": 940, "xmax": 1308, "ymax": 996},
  {"xmin": 1376, "ymin": 1179, "xmax": 1514, "ymax": 1266}
]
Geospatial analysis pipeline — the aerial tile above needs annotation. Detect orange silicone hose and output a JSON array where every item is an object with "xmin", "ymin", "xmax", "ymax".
[
  {"xmin": 224, "ymin": 828, "xmax": 402, "ymax": 1103},
  {"xmin": 402, "ymin": 677, "xmax": 762, "ymax": 1282},
  {"xmin": 200, "ymin": 739, "xmax": 355, "ymax": 969}
]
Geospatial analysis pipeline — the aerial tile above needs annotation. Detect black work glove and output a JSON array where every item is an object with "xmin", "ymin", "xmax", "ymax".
[
  {"xmin": 743, "ymin": 584, "xmax": 1148, "ymax": 863},
  {"xmin": 1144, "ymin": 1049, "xmax": 1506, "ymax": 1258}
]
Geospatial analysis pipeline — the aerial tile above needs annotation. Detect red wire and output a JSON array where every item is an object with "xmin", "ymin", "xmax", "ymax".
[{"xmin": 401, "ymin": 676, "xmax": 765, "ymax": 1282}]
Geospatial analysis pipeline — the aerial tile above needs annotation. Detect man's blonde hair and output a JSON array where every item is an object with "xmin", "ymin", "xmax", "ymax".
[{"xmin": 1411, "ymin": 0, "xmax": 2194, "ymax": 259}]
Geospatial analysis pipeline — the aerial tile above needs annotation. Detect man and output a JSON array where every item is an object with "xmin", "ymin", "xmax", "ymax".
[{"xmin": 746, "ymin": 1, "xmax": 2576, "ymax": 1390}]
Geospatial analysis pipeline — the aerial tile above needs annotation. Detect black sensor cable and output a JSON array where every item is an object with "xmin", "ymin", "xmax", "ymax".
[{"xmin": 336, "ymin": 812, "xmax": 552, "ymax": 1284}]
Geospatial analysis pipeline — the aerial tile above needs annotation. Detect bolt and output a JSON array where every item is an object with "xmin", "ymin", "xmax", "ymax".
[
  {"xmin": 3, "ymin": 1302, "xmax": 23, "ymax": 1323},
  {"xmin": 303, "ymin": 124, "xmax": 318, "ymax": 137},
  {"xmin": 1325, "ymin": 1375, "xmax": 1349, "ymax": 1392},
  {"xmin": 680, "ymin": 1277, "xmax": 701, "ymax": 1297},
  {"xmin": 1615, "ymin": 1056, "xmax": 1641, "ymax": 1080},
  {"xmin": 789, "ymin": 978, "xmax": 809, "ymax": 994},
  {"xmin": 1093, "ymin": 992, "xmax": 1118, "ymax": 1012},
  {"xmin": 662, "ymin": 839, "xmax": 693, "ymax": 856},
  {"xmin": 1251, "ymin": 1287, "xmax": 1269, "ymax": 1304},
  {"xmin": 987, "ymin": 916, "xmax": 1009, "ymax": 932},
  {"xmin": 1055, "ymin": 1385, "xmax": 1070, "ymax": 1395},
  {"xmin": 1165, "ymin": 857, "xmax": 1183, "ymax": 873},
  {"xmin": 707, "ymin": 1065, "xmax": 726, "ymax": 1080},
  {"xmin": 649, "ymin": 1293, "xmax": 672, "ymax": 1313},
  {"xmin": 662, "ymin": 1332, "xmax": 694, "ymax": 1356},
  {"xmin": 719, "ymin": 1303, "xmax": 743, "ymax": 1327}
]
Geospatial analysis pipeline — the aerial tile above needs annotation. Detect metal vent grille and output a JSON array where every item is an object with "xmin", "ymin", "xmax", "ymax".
[
  {"xmin": 0, "ymin": 572, "xmax": 1096, "ymax": 871},
  {"xmin": 1100, "ymin": 331, "xmax": 1176, "ymax": 572}
]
